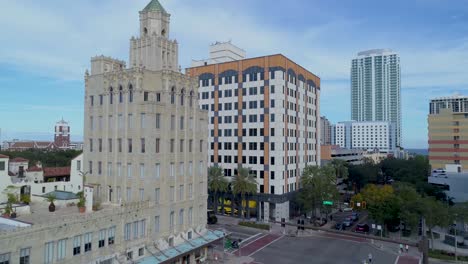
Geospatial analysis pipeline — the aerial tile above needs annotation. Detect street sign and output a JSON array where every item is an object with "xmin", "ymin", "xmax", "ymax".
[
  {"xmin": 323, "ymin": 201, "xmax": 333, "ymax": 205},
  {"xmin": 357, "ymin": 202, "xmax": 361, "ymax": 207}
]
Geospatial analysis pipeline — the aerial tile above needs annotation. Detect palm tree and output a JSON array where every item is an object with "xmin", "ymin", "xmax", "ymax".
[
  {"xmin": 330, "ymin": 159, "xmax": 349, "ymax": 182},
  {"xmin": 232, "ymin": 167, "xmax": 257, "ymax": 219},
  {"xmin": 208, "ymin": 166, "xmax": 228, "ymax": 214}
]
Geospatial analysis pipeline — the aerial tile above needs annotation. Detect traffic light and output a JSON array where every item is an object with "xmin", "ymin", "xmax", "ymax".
[{"xmin": 362, "ymin": 201, "xmax": 366, "ymax": 209}]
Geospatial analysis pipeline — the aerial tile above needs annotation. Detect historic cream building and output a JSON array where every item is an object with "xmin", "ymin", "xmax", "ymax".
[{"xmin": 0, "ymin": 1, "xmax": 222, "ymax": 264}]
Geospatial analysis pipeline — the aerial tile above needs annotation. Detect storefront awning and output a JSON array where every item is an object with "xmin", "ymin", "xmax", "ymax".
[{"xmin": 138, "ymin": 230, "xmax": 225, "ymax": 264}]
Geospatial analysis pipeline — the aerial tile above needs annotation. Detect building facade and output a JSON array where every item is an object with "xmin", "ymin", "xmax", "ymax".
[
  {"xmin": 334, "ymin": 121, "xmax": 396, "ymax": 153},
  {"xmin": 428, "ymin": 95, "xmax": 468, "ymax": 171},
  {"xmin": 187, "ymin": 53, "xmax": 320, "ymax": 221},
  {"xmin": 351, "ymin": 49, "xmax": 401, "ymax": 147},
  {"xmin": 321, "ymin": 145, "xmax": 364, "ymax": 165},
  {"xmin": 54, "ymin": 119, "xmax": 71, "ymax": 149},
  {"xmin": 191, "ymin": 41, "xmax": 246, "ymax": 67},
  {"xmin": 320, "ymin": 116, "xmax": 333, "ymax": 145}
]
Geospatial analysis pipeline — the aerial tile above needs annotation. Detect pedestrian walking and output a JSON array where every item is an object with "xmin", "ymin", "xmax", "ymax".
[
  {"xmin": 405, "ymin": 244, "xmax": 409, "ymax": 253},
  {"xmin": 368, "ymin": 253, "xmax": 373, "ymax": 263},
  {"xmin": 399, "ymin": 243, "xmax": 403, "ymax": 254}
]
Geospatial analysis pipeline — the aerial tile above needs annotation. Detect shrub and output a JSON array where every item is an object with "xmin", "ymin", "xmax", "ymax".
[{"xmin": 239, "ymin": 221, "xmax": 270, "ymax": 230}]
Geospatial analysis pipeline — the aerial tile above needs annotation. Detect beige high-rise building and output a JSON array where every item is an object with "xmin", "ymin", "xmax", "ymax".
[{"xmin": 429, "ymin": 95, "xmax": 468, "ymax": 170}]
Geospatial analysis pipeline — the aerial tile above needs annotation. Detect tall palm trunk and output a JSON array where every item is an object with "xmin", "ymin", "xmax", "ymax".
[{"xmin": 214, "ymin": 191, "xmax": 218, "ymax": 213}]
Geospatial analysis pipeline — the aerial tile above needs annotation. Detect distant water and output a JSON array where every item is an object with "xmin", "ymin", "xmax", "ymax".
[{"xmin": 406, "ymin": 149, "xmax": 428, "ymax": 156}]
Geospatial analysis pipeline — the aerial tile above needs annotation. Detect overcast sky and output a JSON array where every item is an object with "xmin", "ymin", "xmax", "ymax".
[{"xmin": 1, "ymin": 0, "xmax": 468, "ymax": 148}]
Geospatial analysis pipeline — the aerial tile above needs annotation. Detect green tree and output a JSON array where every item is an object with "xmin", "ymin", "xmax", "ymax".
[
  {"xmin": 300, "ymin": 165, "xmax": 339, "ymax": 219},
  {"xmin": 207, "ymin": 166, "xmax": 228, "ymax": 213},
  {"xmin": 422, "ymin": 197, "xmax": 450, "ymax": 248},
  {"xmin": 395, "ymin": 183, "xmax": 423, "ymax": 230},
  {"xmin": 232, "ymin": 167, "xmax": 257, "ymax": 219},
  {"xmin": 330, "ymin": 159, "xmax": 349, "ymax": 182}
]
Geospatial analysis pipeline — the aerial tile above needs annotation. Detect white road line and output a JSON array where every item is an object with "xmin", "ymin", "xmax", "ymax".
[
  {"xmin": 248, "ymin": 235, "xmax": 284, "ymax": 257},
  {"xmin": 394, "ymin": 255, "xmax": 400, "ymax": 264},
  {"xmin": 238, "ymin": 234, "xmax": 268, "ymax": 249},
  {"xmin": 240, "ymin": 233, "xmax": 263, "ymax": 245}
]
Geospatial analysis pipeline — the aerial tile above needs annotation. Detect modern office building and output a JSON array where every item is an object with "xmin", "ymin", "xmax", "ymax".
[
  {"xmin": 351, "ymin": 49, "xmax": 401, "ymax": 147},
  {"xmin": 187, "ymin": 53, "xmax": 321, "ymax": 221},
  {"xmin": 334, "ymin": 121, "xmax": 396, "ymax": 153},
  {"xmin": 320, "ymin": 116, "xmax": 333, "ymax": 145},
  {"xmin": 0, "ymin": 2, "xmax": 224, "ymax": 264},
  {"xmin": 191, "ymin": 41, "xmax": 246, "ymax": 67},
  {"xmin": 428, "ymin": 95, "xmax": 468, "ymax": 171}
]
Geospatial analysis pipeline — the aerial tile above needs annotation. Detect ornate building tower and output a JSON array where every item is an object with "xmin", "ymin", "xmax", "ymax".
[{"xmin": 54, "ymin": 118, "xmax": 70, "ymax": 148}]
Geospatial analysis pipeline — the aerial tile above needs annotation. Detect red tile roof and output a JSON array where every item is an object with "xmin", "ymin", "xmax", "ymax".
[
  {"xmin": 43, "ymin": 167, "xmax": 70, "ymax": 178},
  {"xmin": 27, "ymin": 166, "xmax": 43, "ymax": 172},
  {"xmin": 10, "ymin": 157, "xmax": 29, "ymax": 162},
  {"xmin": 0, "ymin": 154, "xmax": 9, "ymax": 158}
]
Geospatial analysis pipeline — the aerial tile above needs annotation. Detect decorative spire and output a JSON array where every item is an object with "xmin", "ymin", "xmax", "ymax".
[{"xmin": 142, "ymin": 0, "xmax": 167, "ymax": 14}]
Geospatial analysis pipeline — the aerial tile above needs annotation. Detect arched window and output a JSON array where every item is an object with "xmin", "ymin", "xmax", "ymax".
[
  {"xmin": 119, "ymin": 86, "xmax": 123, "ymax": 103},
  {"xmin": 109, "ymin": 87, "xmax": 113, "ymax": 104},
  {"xmin": 144, "ymin": 27, "xmax": 148, "ymax": 35},
  {"xmin": 161, "ymin": 29, "xmax": 166, "ymax": 37},
  {"xmin": 129, "ymin": 85, "xmax": 133, "ymax": 103},
  {"xmin": 189, "ymin": 91, "xmax": 194, "ymax": 107},
  {"xmin": 170, "ymin": 87, "xmax": 175, "ymax": 105},
  {"xmin": 180, "ymin": 89, "xmax": 185, "ymax": 106}
]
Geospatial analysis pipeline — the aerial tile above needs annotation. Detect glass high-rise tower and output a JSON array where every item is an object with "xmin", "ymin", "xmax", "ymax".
[{"xmin": 351, "ymin": 49, "xmax": 401, "ymax": 146}]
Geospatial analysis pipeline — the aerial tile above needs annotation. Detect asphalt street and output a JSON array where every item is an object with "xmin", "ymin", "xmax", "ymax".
[{"xmin": 251, "ymin": 235, "xmax": 398, "ymax": 264}]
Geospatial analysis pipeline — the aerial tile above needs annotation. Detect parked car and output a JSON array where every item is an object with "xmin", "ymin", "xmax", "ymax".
[
  {"xmin": 350, "ymin": 212, "xmax": 359, "ymax": 222},
  {"xmin": 335, "ymin": 223, "xmax": 344, "ymax": 230},
  {"xmin": 342, "ymin": 207, "xmax": 353, "ymax": 212},
  {"xmin": 343, "ymin": 218, "xmax": 352, "ymax": 227},
  {"xmin": 355, "ymin": 223, "xmax": 370, "ymax": 233}
]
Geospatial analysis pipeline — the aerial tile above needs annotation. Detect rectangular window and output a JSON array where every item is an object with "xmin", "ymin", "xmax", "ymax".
[
  {"xmin": 180, "ymin": 116, "xmax": 184, "ymax": 130},
  {"xmin": 170, "ymin": 139, "xmax": 175, "ymax": 153},
  {"xmin": 128, "ymin": 138, "xmax": 132, "ymax": 153},
  {"xmin": 155, "ymin": 138, "xmax": 160, "ymax": 153},
  {"xmin": 128, "ymin": 114, "xmax": 133, "ymax": 129},
  {"xmin": 188, "ymin": 162, "xmax": 193, "ymax": 176},
  {"xmin": 179, "ymin": 185, "xmax": 184, "ymax": 201},
  {"xmin": 98, "ymin": 161, "xmax": 102, "ymax": 175},
  {"xmin": 170, "ymin": 211, "xmax": 175, "ymax": 230},
  {"xmin": 179, "ymin": 162, "xmax": 184, "ymax": 176},
  {"xmin": 171, "ymin": 115, "xmax": 175, "ymax": 130},
  {"xmin": 20, "ymin": 248, "xmax": 30, "ymax": 264},
  {"xmin": 180, "ymin": 139, "xmax": 184, "ymax": 152},
  {"xmin": 189, "ymin": 140, "xmax": 193, "ymax": 152},
  {"xmin": 124, "ymin": 223, "xmax": 131, "ymax": 241},
  {"xmin": 155, "ymin": 113, "xmax": 161, "ymax": 129},
  {"xmin": 154, "ymin": 216, "xmax": 160, "ymax": 234},
  {"xmin": 88, "ymin": 161, "xmax": 93, "ymax": 174},
  {"xmin": 44, "ymin": 242, "xmax": 54, "ymax": 264},
  {"xmin": 84, "ymin": 232, "xmax": 92, "ymax": 252},
  {"xmin": 127, "ymin": 187, "xmax": 132, "ymax": 201},
  {"xmin": 155, "ymin": 188, "xmax": 160, "ymax": 203},
  {"xmin": 108, "ymin": 138, "xmax": 112, "ymax": 152},
  {"xmin": 118, "ymin": 138, "xmax": 122, "ymax": 152},
  {"xmin": 144, "ymin": 92, "xmax": 149, "ymax": 101},
  {"xmin": 73, "ymin": 235, "xmax": 81, "ymax": 255},
  {"xmin": 189, "ymin": 183, "xmax": 193, "ymax": 199},
  {"xmin": 156, "ymin": 93, "xmax": 161, "ymax": 102},
  {"xmin": 0, "ymin": 162, "xmax": 4, "ymax": 171},
  {"xmin": 170, "ymin": 163, "xmax": 175, "ymax": 177},
  {"xmin": 141, "ymin": 138, "xmax": 145, "ymax": 153},
  {"xmin": 108, "ymin": 226, "xmax": 116, "ymax": 245},
  {"xmin": 117, "ymin": 162, "xmax": 122, "ymax": 177},
  {"xmin": 155, "ymin": 163, "xmax": 160, "ymax": 179},
  {"xmin": 89, "ymin": 138, "xmax": 93, "ymax": 152},
  {"xmin": 133, "ymin": 221, "xmax": 138, "ymax": 239},
  {"xmin": 118, "ymin": 114, "xmax": 123, "ymax": 130},
  {"xmin": 140, "ymin": 163, "xmax": 145, "ymax": 179},
  {"xmin": 98, "ymin": 138, "xmax": 103, "ymax": 152},
  {"xmin": 139, "ymin": 188, "xmax": 144, "ymax": 201},
  {"xmin": 140, "ymin": 113, "xmax": 146, "ymax": 129},
  {"xmin": 188, "ymin": 207, "xmax": 193, "ymax": 225},
  {"xmin": 170, "ymin": 186, "xmax": 175, "ymax": 202},
  {"xmin": 90, "ymin": 95, "xmax": 94, "ymax": 106},
  {"xmin": 179, "ymin": 209, "xmax": 184, "ymax": 225},
  {"xmin": 189, "ymin": 117, "xmax": 193, "ymax": 130},
  {"xmin": 127, "ymin": 163, "xmax": 132, "ymax": 178},
  {"xmin": 57, "ymin": 239, "xmax": 67, "ymax": 260},
  {"xmin": 99, "ymin": 229, "xmax": 106, "ymax": 248},
  {"xmin": 199, "ymin": 140, "xmax": 203, "ymax": 152},
  {"xmin": 199, "ymin": 161, "xmax": 204, "ymax": 176},
  {"xmin": 140, "ymin": 219, "xmax": 146, "ymax": 238}
]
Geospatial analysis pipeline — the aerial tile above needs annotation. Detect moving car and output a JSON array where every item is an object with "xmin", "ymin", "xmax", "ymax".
[
  {"xmin": 350, "ymin": 212, "xmax": 359, "ymax": 222},
  {"xmin": 335, "ymin": 223, "xmax": 344, "ymax": 230},
  {"xmin": 355, "ymin": 223, "xmax": 369, "ymax": 233}
]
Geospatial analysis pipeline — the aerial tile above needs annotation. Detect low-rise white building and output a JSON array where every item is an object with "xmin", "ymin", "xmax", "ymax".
[{"xmin": 334, "ymin": 121, "xmax": 396, "ymax": 153}]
